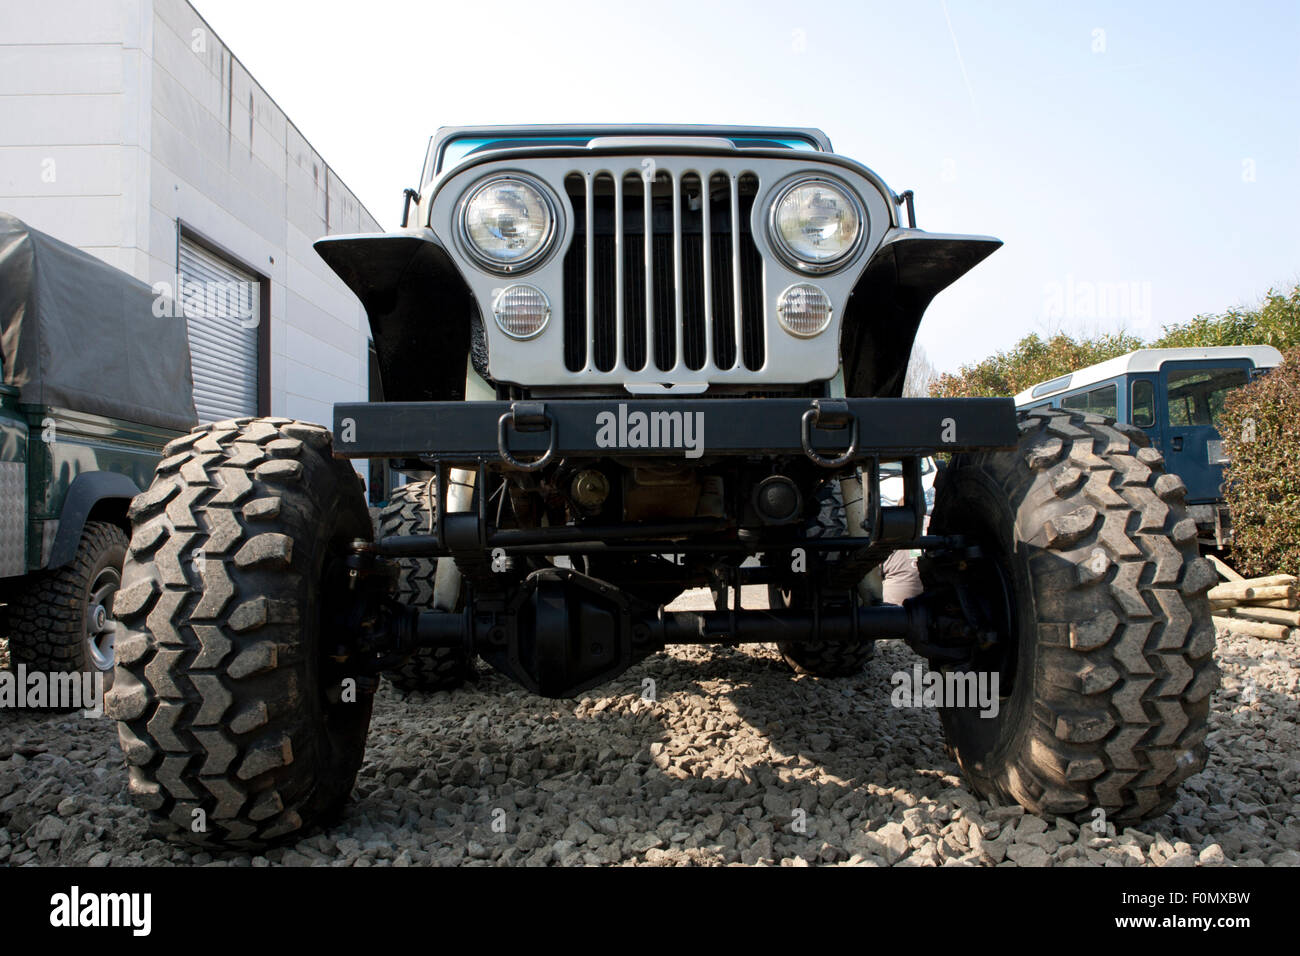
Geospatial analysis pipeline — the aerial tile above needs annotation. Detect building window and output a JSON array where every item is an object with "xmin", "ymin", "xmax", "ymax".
[{"xmin": 179, "ymin": 234, "xmax": 263, "ymax": 423}]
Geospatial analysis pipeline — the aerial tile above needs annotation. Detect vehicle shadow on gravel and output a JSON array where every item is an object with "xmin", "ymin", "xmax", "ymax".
[
  {"xmin": 361, "ymin": 637, "xmax": 972, "ymax": 865},
  {"xmin": 670, "ymin": 640, "xmax": 953, "ymax": 783},
  {"xmin": 625, "ymin": 640, "xmax": 969, "ymax": 834}
]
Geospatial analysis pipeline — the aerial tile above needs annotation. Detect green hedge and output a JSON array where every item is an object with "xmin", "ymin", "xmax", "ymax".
[{"xmin": 1218, "ymin": 346, "xmax": 1300, "ymax": 578}]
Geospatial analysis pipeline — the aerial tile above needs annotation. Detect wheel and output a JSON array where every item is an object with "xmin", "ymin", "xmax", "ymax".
[
  {"xmin": 105, "ymin": 417, "xmax": 375, "ymax": 847},
  {"xmin": 770, "ymin": 479, "xmax": 876, "ymax": 677},
  {"xmin": 375, "ymin": 479, "xmax": 474, "ymax": 692},
  {"xmin": 6, "ymin": 521, "xmax": 128, "ymax": 681},
  {"xmin": 926, "ymin": 408, "xmax": 1218, "ymax": 823}
]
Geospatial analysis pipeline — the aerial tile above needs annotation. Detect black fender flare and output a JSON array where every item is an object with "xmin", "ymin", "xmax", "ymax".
[
  {"xmin": 842, "ymin": 230, "xmax": 1002, "ymax": 397},
  {"xmin": 47, "ymin": 471, "xmax": 140, "ymax": 569},
  {"xmin": 314, "ymin": 230, "xmax": 477, "ymax": 402}
]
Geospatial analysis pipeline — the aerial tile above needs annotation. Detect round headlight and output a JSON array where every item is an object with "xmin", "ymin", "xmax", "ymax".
[
  {"xmin": 493, "ymin": 285, "xmax": 550, "ymax": 339},
  {"xmin": 460, "ymin": 176, "xmax": 555, "ymax": 272},
  {"xmin": 777, "ymin": 283, "xmax": 833, "ymax": 337},
  {"xmin": 770, "ymin": 178, "xmax": 863, "ymax": 271}
]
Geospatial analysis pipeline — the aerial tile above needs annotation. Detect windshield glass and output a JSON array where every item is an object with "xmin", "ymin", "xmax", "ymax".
[{"xmin": 438, "ymin": 135, "xmax": 820, "ymax": 173}]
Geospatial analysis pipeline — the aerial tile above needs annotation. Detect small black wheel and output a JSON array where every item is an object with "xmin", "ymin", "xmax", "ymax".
[
  {"xmin": 6, "ymin": 521, "xmax": 128, "ymax": 680},
  {"xmin": 375, "ymin": 480, "xmax": 475, "ymax": 692}
]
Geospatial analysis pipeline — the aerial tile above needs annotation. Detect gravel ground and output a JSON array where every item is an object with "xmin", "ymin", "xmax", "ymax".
[{"xmin": 0, "ymin": 593, "xmax": 1297, "ymax": 867}]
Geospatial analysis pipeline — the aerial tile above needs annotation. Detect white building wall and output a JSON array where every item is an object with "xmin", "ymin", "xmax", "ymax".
[
  {"xmin": 0, "ymin": 0, "xmax": 381, "ymax": 431},
  {"xmin": 0, "ymin": 0, "xmax": 144, "ymax": 273}
]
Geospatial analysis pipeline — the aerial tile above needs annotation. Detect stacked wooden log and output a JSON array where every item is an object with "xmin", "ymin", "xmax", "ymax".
[{"xmin": 1206, "ymin": 555, "xmax": 1298, "ymax": 641}]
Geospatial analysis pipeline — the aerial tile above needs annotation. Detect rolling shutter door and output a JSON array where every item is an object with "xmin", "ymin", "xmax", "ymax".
[{"xmin": 179, "ymin": 237, "xmax": 260, "ymax": 423}]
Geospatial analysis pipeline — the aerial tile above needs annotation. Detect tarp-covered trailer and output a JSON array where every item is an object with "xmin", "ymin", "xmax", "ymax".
[{"xmin": 0, "ymin": 212, "xmax": 196, "ymax": 679}]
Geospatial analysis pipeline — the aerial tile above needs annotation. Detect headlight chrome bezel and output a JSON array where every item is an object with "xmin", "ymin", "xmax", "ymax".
[
  {"xmin": 456, "ymin": 174, "xmax": 559, "ymax": 275},
  {"xmin": 767, "ymin": 175, "xmax": 867, "ymax": 274}
]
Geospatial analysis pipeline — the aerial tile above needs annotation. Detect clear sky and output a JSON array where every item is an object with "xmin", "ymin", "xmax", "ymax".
[{"xmin": 193, "ymin": 0, "xmax": 1300, "ymax": 374}]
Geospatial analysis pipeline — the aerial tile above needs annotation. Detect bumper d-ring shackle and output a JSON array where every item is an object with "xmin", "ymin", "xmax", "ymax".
[
  {"xmin": 801, "ymin": 398, "xmax": 859, "ymax": 468},
  {"xmin": 498, "ymin": 401, "xmax": 557, "ymax": 471}
]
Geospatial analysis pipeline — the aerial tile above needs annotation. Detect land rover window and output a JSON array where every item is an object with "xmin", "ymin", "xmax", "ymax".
[
  {"xmin": 1060, "ymin": 382, "xmax": 1117, "ymax": 418},
  {"xmin": 1131, "ymin": 379, "xmax": 1156, "ymax": 428},
  {"xmin": 1166, "ymin": 367, "xmax": 1249, "ymax": 427},
  {"xmin": 1031, "ymin": 373, "xmax": 1071, "ymax": 398}
]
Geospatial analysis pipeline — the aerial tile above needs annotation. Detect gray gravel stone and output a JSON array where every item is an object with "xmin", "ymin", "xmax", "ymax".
[
  {"xmin": 0, "ymin": 611, "xmax": 1296, "ymax": 866},
  {"xmin": 1198, "ymin": 843, "xmax": 1226, "ymax": 865}
]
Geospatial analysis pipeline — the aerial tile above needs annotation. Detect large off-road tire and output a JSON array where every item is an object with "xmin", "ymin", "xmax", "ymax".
[
  {"xmin": 105, "ymin": 418, "xmax": 375, "ymax": 847},
  {"xmin": 6, "ymin": 521, "xmax": 127, "ymax": 679},
  {"xmin": 375, "ymin": 480, "xmax": 473, "ymax": 692},
  {"xmin": 927, "ymin": 408, "xmax": 1218, "ymax": 823},
  {"xmin": 771, "ymin": 480, "xmax": 876, "ymax": 677}
]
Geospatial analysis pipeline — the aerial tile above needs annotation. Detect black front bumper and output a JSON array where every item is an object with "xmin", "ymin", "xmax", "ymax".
[{"xmin": 332, "ymin": 397, "xmax": 1018, "ymax": 466}]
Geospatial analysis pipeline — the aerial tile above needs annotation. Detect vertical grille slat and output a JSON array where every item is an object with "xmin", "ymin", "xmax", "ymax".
[
  {"xmin": 643, "ymin": 173, "xmax": 655, "ymax": 372},
  {"xmin": 710, "ymin": 172, "xmax": 736, "ymax": 370},
  {"xmin": 740, "ymin": 235, "xmax": 765, "ymax": 371},
  {"xmin": 612, "ymin": 173, "xmax": 624, "ymax": 372},
  {"xmin": 593, "ymin": 176, "xmax": 617, "ymax": 372},
  {"xmin": 699, "ymin": 171, "xmax": 714, "ymax": 370},
  {"xmin": 670, "ymin": 174, "xmax": 683, "ymax": 370},
  {"xmin": 621, "ymin": 173, "xmax": 645, "ymax": 371},
  {"xmin": 584, "ymin": 173, "xmax": 594, "ymax": 370},
  {"xmin": 738, "ymin": 174, "xmax": 765, "ymax": 372},
  {"xmin": 592, "ymin": 174, "xmax": 616, "ymax": 372},
  {"xmin": 651, "ymin": 171, "xmax": 675, "ymax": 370},
  {"xmin": 562, "ymin": 173, "xmax": 586, "ymax": 372},
  {"xmin": 564, "ymin": 162, "xmax": 764, "ymax": 381},
  {"xmin": 730, "ymin": 175, "xmax": 743, "ymax": 371},
  {"xmin": 681, "ymin": 173, "xmax": 706, "ymax": 371}
]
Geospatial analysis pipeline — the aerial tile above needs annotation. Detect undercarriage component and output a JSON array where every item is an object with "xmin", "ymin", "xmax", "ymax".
[
  {"xmin": 482, "ymin": 568, "xmax": 653, "ymax": 697},
  {"xmin": 336, "ymin": 548, "xmax": 999, "ymax": 698},
  {"xmin": 373, "ymin": 480, "xmax": 475, "ymax": 692},
  {"xmin": 623, "ymin": 465, "xmax": 700, "ymax": 521},
  {"xmin": 569, "ymin": 468, "xmax": 610, "ymax": 514},
  {"xmin": 752, "ymin": 475, "xmax": 801, "ymax": 524}
]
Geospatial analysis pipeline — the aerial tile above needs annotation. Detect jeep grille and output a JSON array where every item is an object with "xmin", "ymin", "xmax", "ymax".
[{"xmin": 561, "ymin": 170, "xmax": 765, "ymax": 375}]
